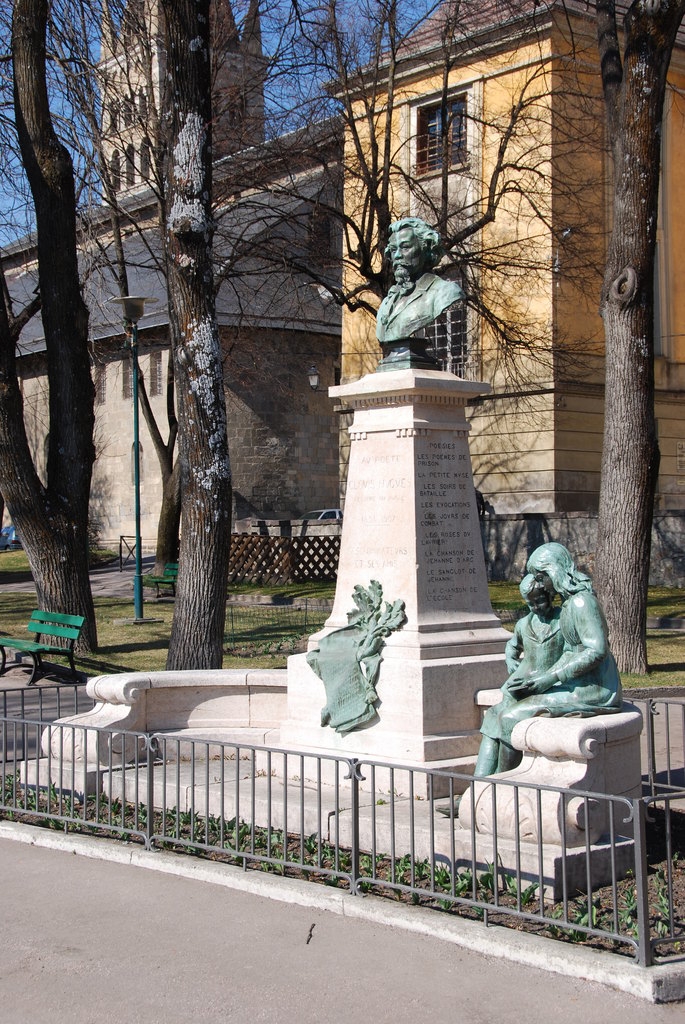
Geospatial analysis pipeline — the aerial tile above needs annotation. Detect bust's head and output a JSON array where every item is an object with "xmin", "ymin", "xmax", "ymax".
[{"xmin": 385, "ymin": 218, "xmax": 444, "ymax": 285}]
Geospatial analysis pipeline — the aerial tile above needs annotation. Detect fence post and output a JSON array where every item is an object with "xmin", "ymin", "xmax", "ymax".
[
  {"xmin": 145, "ymin": 733, "xmax": 157, "ymax": 851},
  {"xmin": 646, "ymin": 700, "xmax": 658, "ymax": 797},
  {"xmin": 633, "ymin": 797, "xmax": 653, "ymax": 967},
  {"xmin": 346, "ymin": 758, "xmax": 364, "ymax": 894}
]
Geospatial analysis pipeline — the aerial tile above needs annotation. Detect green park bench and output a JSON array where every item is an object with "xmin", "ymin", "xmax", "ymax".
[
  {"xmin": 147, "ymin": 562, "xmax": 179, "ymax": 598},
  {"xmin": 0, "ymin": 610, "xmax": 85, "ymax": 685}
]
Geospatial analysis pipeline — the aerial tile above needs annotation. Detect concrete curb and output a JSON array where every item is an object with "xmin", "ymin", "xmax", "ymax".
[{"xmin": 2, "ymin": 819, "xmax": 684, "ymax": 1004}]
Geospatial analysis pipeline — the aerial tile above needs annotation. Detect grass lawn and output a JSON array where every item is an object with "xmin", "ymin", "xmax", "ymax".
[{"xmin": 0, "ymin": 552, "xmax": 681, "ymax": 687}]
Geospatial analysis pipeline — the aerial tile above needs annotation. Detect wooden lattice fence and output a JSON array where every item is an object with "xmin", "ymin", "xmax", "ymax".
[{"xmin": 228, "ymin": 534, "xmax": 340, "ymax": 584}]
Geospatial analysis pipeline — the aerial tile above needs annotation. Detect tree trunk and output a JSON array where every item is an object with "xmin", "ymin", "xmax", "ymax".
[
  {"xmin": 597, "ymin": 287, "xmax": 659, "ymax": 673},
  {"xmin": 594, "ymin": 1, "xmax": 684, "ymax": 673},
  {"xmin": 161, "ymin": 0, "xmax": 232, "ymax": 669},
  {"xmin": 154, "ymin": 461, "xmax": 181, "ymax": 576},
  {"xmin": 6, "ymin": 0, "xmax": 96, "ymax": 650},
  {"xmin": 138, "ymin": 363, "xmax": 181, "ymax": 577}
]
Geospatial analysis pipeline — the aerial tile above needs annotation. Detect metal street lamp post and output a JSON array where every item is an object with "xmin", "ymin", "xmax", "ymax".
[{"xmin": 110, "ymin": 295, "xmax": 152, "ymax": 622}]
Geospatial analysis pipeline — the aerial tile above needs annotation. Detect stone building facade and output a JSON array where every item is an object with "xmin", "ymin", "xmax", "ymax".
[
  {"xmin": 4, "ymin": 0, "xmax": 343, "ymax": 551},
  {"xmin": 338, "ymin": 1, "xmax": 685, "ymax": 516}
]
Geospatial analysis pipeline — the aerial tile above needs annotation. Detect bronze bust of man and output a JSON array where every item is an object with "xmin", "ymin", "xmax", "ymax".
[{"xmin": 376, "ymin": 217, "xmax": 463, "ymax": 370}]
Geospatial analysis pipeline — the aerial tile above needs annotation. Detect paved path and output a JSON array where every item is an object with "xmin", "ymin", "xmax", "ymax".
[
  {"xmin": 0, "ymin": 565, "xmax": 682, "ymax": 1011},
  {"xmin": 0, "ymin": 555, "xmax": 156, "ymax": 599},
  {"xmin": 0, "ymin": 827, "xmax": 682, "ymax": 1023}
]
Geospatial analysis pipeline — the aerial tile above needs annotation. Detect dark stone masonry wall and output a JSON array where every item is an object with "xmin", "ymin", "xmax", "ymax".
[{"xmin": 480, "ymin": 510, "xmax": 685, "ymax": 586}]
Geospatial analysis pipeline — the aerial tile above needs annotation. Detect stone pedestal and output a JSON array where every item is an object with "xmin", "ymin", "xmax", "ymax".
[
  {"xmin": 459, "ymin": 707, "xmax": 644, "ymax": 844},
  {"xmin": 280, "ymin": 368, "xmax": 510, "ymax": 770}
]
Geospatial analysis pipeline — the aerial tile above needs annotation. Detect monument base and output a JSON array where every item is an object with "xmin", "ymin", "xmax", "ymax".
[
  {"xmin": 459, "ymin": 706, "xmax": 643, "ymax": 844},
  {"xmin": 279, "ymin": 648, "xmax": 505, "ymax": 795},
  {"xmin": 278, "ymin": 366, "xmax": 510, "ymax": 769}
]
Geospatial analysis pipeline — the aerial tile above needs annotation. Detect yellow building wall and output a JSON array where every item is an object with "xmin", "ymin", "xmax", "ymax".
[
  {"xmin": 341, "ymin": 39, "xmax": 557, "ymax": 390},
  {"xmin": 340, "ymin": 36, "xmax": 563, "ymax": 509},
  {"xmin": 341, "ymin": 11, "xmax": 685, "ymax": 513},
  {"xmin": 662, "ymin": 69, "xmax": 685, "ymax": 366}
]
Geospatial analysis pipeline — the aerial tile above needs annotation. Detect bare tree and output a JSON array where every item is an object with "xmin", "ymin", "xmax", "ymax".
[
  {"xmin": 54, "ymin": 0, "xmax": 181, "ymax": 576},
  {"xmin": 161, "ymin": 0, "xmax": 232, "ymax": 669},
  {"xmin": 0, "ymin": 0, "xmax": 98, "ymax": 650},
  {"xmin": 55, "ymin": 0, "xmax": 267, "ymax": 576},
  {"xmin": 262, "ymin": 0, "xmax": 602, "ymax": 390},
  {"xmin": 594, "ymin": 0, "xmax": 685, "ymax": 673},
  {"xmin": 286, "ymin": 0, "xmax": 679, "ymax": 673},
  {"xmin": 137, "ymin": 358, "xmax": 181, "ymax": 572}
]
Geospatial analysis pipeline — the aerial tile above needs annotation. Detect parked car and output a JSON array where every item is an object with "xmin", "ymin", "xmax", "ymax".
[
  {"xmin": 0, "ymin": 525, "xmax": 21, "ymax": 551},
  {"xmin": 301, "ymin": 509, "xmax": 343, "ymax": 522}
]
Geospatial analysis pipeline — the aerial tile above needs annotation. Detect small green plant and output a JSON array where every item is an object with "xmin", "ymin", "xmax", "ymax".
[
  {"xmin": 547, "ymin": 897, "xmax": 605, "ymax": 943},
  {"xmin": 478, "ymin": 862, "xmax": 496, "ymax": 900},
  {"xmin": 413, "ymin": 858, "xmax": 431, "ymax": 883},
  {"xmin": 653, "ymin": 869, "xmax": 673, "ymax": 938},
  {"xmin": 393, "ymin": 854, "xmax": 412, "ymax": 884},
  {"xmin": 502, "ymin": 871, "xmax": 539, "ymax": 908},
  {"xmin": 454, "ymin": 868, "xmax": 474, "ymax": 897},
  {"xmin": 618, "ymin": 885, "xmax": 639, "ymax": 936},
  {"xmin": 434, "ymin": 865, "xmax": 452, "ymax": 890}
]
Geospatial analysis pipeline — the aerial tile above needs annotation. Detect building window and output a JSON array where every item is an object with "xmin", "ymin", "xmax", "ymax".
[
  {"xmin": 108, "ymin": 102, "xmax": 118, "ymax": 134},
  {"xmin": 123, "ymin": 94, "xmax": 135, "ymax": 127},
  {"xmin": 140, "ymin": 137, "xmax": 152, "ymax": 179},
  {"xmin": 149, "ymin": 351, "xmax": 163, "ymax": 397},
  {"xmin": 122, "ymin": 358, "xmax": 133, "ymax": 400},
  {"xmin": 94, "ymin": 364, "xmax": 106, "ymax": 406},
  {"xmin": 125, "ymin": 144, "xmax": 135, "ymax": 186},
  {"xmin": 110, "ymin": 150, "xmax": 121, "ymax": 193},
  {"xmin": 426, "ymin": 292, "xmax": 470, "ymax": 377},
  {"xmin": 138, "ymin": 90, "xmax": 148, "ymax": 118},
  {"xmin": 417, "ymin": 96, "xmax": 467, "ymax": 174},
  {"xmin": 308, "ymin": 207, "xmax": 332, "ymax": 259}
]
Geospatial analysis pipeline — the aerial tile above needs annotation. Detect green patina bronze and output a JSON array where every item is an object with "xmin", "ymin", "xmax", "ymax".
[
  {"xmin": 376, "ymin": 218, "xmax": 463, "ymax": 371},
  {"xmin": 475, "ymin": 542, "xmax": 623, "ymax": 777},
  {"xmin": 307, "ymin": 581, "xmax": 406, "ymax": 735}
]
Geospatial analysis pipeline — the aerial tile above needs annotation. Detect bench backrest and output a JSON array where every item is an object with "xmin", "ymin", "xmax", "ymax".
[
  {"xmin": 164, "ymin": 563, "xmax": 179, "ymax": 577},
  {"xmin": 27, "ymin": 611, "xmax": 85, "ymax": 645}
]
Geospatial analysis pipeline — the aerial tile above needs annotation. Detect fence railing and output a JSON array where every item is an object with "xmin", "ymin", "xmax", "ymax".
[
  {"xmin": 228, "ymin": 534, "xmax": 339, "ymax": 584},
  {"xmin": 119, "ymin": 535, "xmax": 137, "ymax": 571},
  {"xmin": 2, "ymin": 690, "xmax": 681, "ymax": 793},
  {"xmin": 0, "ymin": 683, "xmax": 94, "ymax": 723},
  {"xmin": 1, "ymin": 715, "xmax": 683, "ymax": 969},
  {"xmin": 224, "ymin": 600, "xmax": 330, "ymax": 654},
  {"xmin": 639, "ymin": 698, "xmax": 685, "ymax": 796},
  {"xmin": 118, "ymin": 534, "xmax": 340, "ymax": 583}
]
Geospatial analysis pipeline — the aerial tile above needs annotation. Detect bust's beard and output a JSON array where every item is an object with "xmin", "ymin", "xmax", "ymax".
[{"xmin": 393, "ymin": 265, "xmax": 415, "ymax": 295}]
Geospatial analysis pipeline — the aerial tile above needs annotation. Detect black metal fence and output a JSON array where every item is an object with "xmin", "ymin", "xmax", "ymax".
[
  {"xmin": 1, "ymin": 710, "xmax": 683, "ymax": 969},
  {"xmin": 0, "ymin": 683, "xmax": 95, "ymax": 722},
  {"xmin": 224, "ymin": 600, "xmax": 330, "ymax": 654},
  {"xmin": 640, "ymin": 698, "xmax": 685, "ymax": 795}
]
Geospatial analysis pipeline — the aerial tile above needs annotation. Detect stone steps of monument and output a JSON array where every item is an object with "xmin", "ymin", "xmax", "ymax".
[
  {"xmin": 147, "ymin": 728, "xmax": 482, "ymax": 798},
  {"xmin": 157, "ymin": 728, "xmax": 281, "ymax": 761}
]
